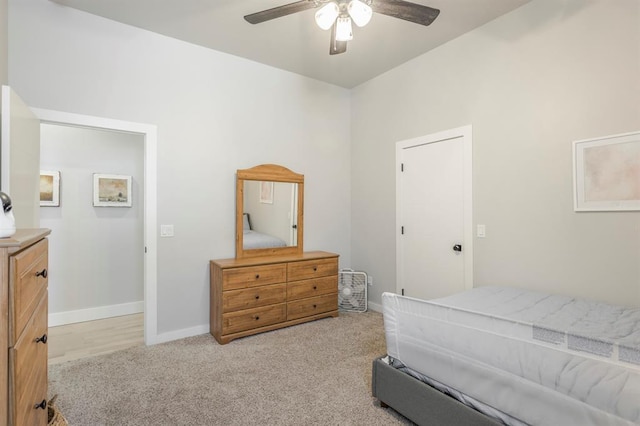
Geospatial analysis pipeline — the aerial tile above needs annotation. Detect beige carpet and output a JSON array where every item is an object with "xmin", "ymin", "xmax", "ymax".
[{"xmin": 48, "ymin": 312, "xmax": 412, "ymax": 425}]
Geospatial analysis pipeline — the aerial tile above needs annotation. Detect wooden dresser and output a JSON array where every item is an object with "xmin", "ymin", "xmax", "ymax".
[
  {"xmin": 1, "ymin": 229, "xmax": 51, "ymax": 426},
  {"xmin": 210, "ymin": 251, "xmax": 339, "ymax": 344}
]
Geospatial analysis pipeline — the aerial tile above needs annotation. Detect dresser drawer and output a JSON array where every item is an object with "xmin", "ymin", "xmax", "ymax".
[
  {"xmin": 287, "ymin": 293, "xmax": 338, "ymax": 321},
  {"xmin": 223, "ymin": 283, "xmax": 287, "ymax": 313},
  {"xmin": 9, "ymin": 293, "xmax": 48, "ymax": 426},
  {"xmin": 287, "ymin": 276, "xmax": 337, "ymax": 301},
  {"xmin": 222, "ymin": 303, "xmax": 287, "ymax": 334},
  {"xmin": 10, "ymin": 238, "xmax": 48, "ymax": 345},
  {"xmin": 222, "ymin": 264, "xmax": 287, "ymax": 290},
  {"xmin": 287, "ymin": 257, "xmax": 338, "ymax": 282}
]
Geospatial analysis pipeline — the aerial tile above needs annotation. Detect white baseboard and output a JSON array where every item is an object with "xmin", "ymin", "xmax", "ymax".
[
  {"xmin": 151, "ymin": 324, "xmax": 210, "ymax": 345},
  {"xmin": 368, "ymin": 301, "xmax": 383, "ymax": 313},
  {"xmin": 49, "ymin": 301, "xmax": 144, "ymax": 327},
  {"xmin": 147, "ymin": 303, "xmax": 385, "ymax": 345}
]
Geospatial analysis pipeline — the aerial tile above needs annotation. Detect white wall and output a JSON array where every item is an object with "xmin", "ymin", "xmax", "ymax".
[
  {"xmin": 40, "ymin": 123, "xmax": 144, "ymax": 323},
  {"xmin": 244, "ymin": 181, "xmax": 295, "ymax": 244},
  {"xmin": 0, "ymin": 0, "xmax": 6, "ymax": 85},
  {"xmin": 352, "ymin": 0, "xmax": 640, "ymax": 307},
  {"xmin": 8, "ymin": 0, "xmax": 351, "ymax": 337}
]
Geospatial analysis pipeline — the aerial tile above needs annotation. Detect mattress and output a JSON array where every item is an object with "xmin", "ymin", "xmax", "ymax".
[
  {"xmin": 382, "ymin": 287, "xmax": 640, "ymax": 426},
  {"xmin": 242, "ymin": 229, "xmax": 287, "ymax": 249}
]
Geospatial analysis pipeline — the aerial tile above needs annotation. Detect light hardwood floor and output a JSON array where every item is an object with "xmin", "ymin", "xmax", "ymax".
[{"xmin": 48, "ymin": 314, "xmax": 144, "ymax": 365}]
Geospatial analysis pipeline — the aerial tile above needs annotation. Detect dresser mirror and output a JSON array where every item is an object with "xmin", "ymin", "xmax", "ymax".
[{"xmin": 236, "ymin": 164, "xmax": 304, "ymax": 258}]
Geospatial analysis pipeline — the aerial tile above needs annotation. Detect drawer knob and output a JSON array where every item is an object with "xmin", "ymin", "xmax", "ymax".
[
  {"xmin": 35, "ymin": 334, "xmax": 48, "ymax": 344},
  {"xmin": 34, "ymin": 400, "xmax": 47, "ymax": 410},
  {"xmin": 36, "ymin": 268, "xmax": 48, "ymax": 279},
  {"xmin": 313, "ymin": 304, "xmax": 317, "ymax": 309},
  {"xmin": 255, "ymin": 274, "xmax": 260, "ymax": 279},
  {"xmin": 313, "ymin": 267, "xmax": 317, "ymax": 272},
  {"xmin": 255, "ymin": 295, "xmax": 260, "ymax": 300},
  {"xmin": 255, "ymin": 316, "xmax": 260, "ymax": 321},
  {"xmin": 313, "ymin": 286, "xmax": 317, "ymax": 290}
]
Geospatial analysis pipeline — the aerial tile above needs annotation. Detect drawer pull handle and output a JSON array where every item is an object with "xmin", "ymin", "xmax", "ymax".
[
  {"xmin": 255, "ymin": 295, "xmax": 260, "ymax": 300},
  {"xmin": 35, "ymin": 334, "xmax": 48, "ymax": 344},
  {"xmin": 313, "ymin": 267, "xmax": 317, "ymax": 272},
  {"xmin": 36, "ymin": 268, "xmax": 48, "ymax": 279},
  {"xmin": 255, "ymin": 316, "xmax": 260, "ymax": 321},
  {"xmin": 34, "ymin": 400, "xmax": 47, "ymax": 410},
  {"xmin": 313, "ymin": 304, "xmax": 317, "ymax": 309},
  {"xmin": 255, "ymin": 274, "xmax": 260, "ymax": 279},
  {"xmin": 313, "ymin": 286, "xmax": 317, "ymax": 290}
]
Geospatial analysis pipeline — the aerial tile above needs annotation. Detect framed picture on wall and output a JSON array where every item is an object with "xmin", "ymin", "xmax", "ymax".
[
  {"xmin": 573, "ymin": 131, "xmax": 640, "ymax": 211},
  {"xmin": 259, "ymin": 181, "xmax": 274, "ymax": 204},
  {"xmin": 40, "ymin": 170, "xmax": 61, "ymax": 207},
  {"xmin": 93, "ymin": 173, "xmax": 132, "ymax": 207}
]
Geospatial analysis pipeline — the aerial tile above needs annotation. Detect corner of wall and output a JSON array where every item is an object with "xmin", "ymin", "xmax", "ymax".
[{"xmin": 0, "ymin": 0, "xmax": 7, "ymax": 85}]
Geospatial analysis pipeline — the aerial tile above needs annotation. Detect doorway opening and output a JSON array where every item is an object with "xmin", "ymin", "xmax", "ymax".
[{"xmin": 34, "ymin": 108, "xmax": 158, "ymax": 345}]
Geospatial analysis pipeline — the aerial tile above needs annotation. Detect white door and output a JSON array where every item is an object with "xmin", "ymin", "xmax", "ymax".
[
  {"xmin": 396, "ymin": 126, "xmax": 472, "ymax": 300},
  {"xmin": 1, "ymin": 86, "xmax": 41, "ymax": 228}
]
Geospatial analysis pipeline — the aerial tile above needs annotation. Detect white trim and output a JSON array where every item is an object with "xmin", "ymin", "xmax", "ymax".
[
  {"xmin": 33, "ymin": 107, "xmax": 159, "ymax": 345},
  {"xmin": 367, "ymin": 301, "xmax": 383, "ymax": 313},
  {"xmin": 1, "ymin": 86, "xmax": 10, "ymax": 190},
  {"xmin": 153, "ymin": 324, "xmax": 210, "ymax": 345},
  {"xmin": 49, "ymin": 301, "xmax": 143, "ymax": 327},
  {"xmin": 395, "ymin": 125, "xmax": 474, "ymax": 295}
]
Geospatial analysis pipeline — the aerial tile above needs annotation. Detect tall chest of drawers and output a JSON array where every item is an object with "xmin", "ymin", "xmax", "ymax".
[
  {"xmin": 1, "ymin": 229, "xmax": 51, "ymax": 426},
  {"xmin": 210, "ymin": 251, "xmax": 339, "ymax": 344}
]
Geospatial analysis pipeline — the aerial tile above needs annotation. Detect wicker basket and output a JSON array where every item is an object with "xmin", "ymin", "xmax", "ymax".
[{"xmin": 47, "ymin": 395, "xmax": 68, "ymax": 426}]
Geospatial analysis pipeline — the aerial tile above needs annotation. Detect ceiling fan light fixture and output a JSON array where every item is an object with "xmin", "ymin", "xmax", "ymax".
[
  {"xmin": 335, "ymin": 16, "xmax": 353, "ymax": 41},
  {"xmin": 315, "ymin": 2, "xmax": 340, "ymax": 30},
  {"xmin": 347, "ymin": 0, "xmax": 372, "ymax": 27}
]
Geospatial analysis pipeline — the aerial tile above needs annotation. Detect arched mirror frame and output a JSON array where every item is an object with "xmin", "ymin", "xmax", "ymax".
[{"xmin": 236, "ymin": 164, "xmax": 304, "ymax": 258}]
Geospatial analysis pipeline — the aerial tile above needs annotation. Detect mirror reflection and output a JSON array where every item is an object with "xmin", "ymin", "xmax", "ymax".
[
  {"xmin": 236, "ymin": 164, "xmax": 304, "ymax": 258},
  {"xmin": 242, "ymin": 181, "xmax": 298, "ymax": 249}
]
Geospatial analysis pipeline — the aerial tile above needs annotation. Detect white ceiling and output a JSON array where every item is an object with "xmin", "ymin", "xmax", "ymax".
[{"xmin": 51, "ymin": 0, "xmax": 531, "ymax": 88}]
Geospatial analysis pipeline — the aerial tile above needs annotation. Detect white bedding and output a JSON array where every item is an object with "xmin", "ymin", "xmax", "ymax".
[
  {"xmin": 243, "ymin": 229, "xmax": 287, "ymax": 249},
  {"xmin": 382, "ymin": 287, "xmax": 640, "ymax": 426}
]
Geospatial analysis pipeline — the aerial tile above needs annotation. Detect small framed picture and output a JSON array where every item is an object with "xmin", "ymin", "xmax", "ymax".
[
  {"xmin": 573, "ymin": 131, "xmax": 640, "ymax": 211},
  {"xmin": 40, "ymin": 171, "xmax": 61, "ymax": 207},
  {"xmin": 93, "ymin": 173, "xmax": 132, "ymax": 207},
  {"xmin": 259, "ymin": 181, "xmax": 274, "ymax": 204}
]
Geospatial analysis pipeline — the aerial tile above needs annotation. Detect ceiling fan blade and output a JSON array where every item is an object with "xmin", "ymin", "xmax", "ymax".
[
  {"xmin": 371, "ymin": 0, "xmax": 440, "ymax": 26},
  {"xmin": 244, "ymin": 0, "xmax": 316, "ymax": 24},
  {"xmin": 329, "ymin": 22, "xmax": 347, "ymax": 55}
]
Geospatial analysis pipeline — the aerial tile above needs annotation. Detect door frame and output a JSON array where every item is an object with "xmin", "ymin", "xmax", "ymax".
[
  {"xmin": 396, "ymin": 125, "xmax": 473, "ymax": 296},
  {"xmin": 33, "ymin": 108, "xmax": 159, "ymax": 345},
  {"xmin": 1, "ymin": 86, "xmax": 41, "ymax": 228}
]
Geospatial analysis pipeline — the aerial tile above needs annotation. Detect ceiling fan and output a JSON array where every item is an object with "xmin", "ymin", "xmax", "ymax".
[{"xmin": 244, "ymin": 0, "xmax": 440, "ymax": 55}]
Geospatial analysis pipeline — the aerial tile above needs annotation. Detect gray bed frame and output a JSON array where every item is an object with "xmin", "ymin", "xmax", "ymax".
[{"xmin": 371, "ymin": 356, "xmax": 503, "ymax": 426}]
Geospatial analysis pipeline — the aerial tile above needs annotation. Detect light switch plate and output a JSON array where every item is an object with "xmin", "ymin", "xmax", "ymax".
[
  {"xmin": 160, "ymin": 225, "xmax": 174, "ymax": 237},
  {"xmin": 477, "ymin": 224, "xmax": 486, "ymax": 238}
]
